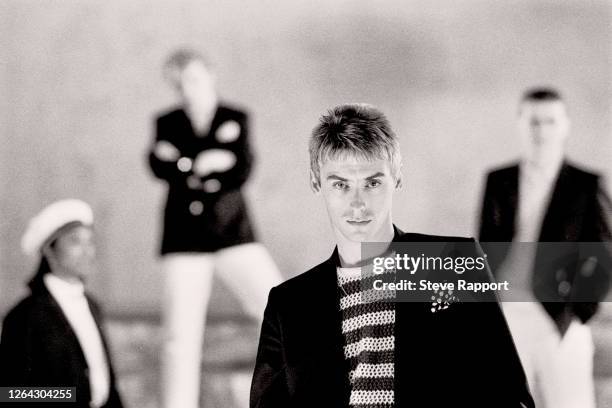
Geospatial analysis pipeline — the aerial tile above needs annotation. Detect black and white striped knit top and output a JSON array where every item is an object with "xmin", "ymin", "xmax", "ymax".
[{"xmin": 337, "ymin": 266, "xmax": 396, "ymax": 408}]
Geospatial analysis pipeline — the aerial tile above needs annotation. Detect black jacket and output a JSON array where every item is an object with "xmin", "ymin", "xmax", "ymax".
[
  {"xmin": 0, "ymin": 274, "xmax": 123, "ymax": 408},
  {"xmin": 250, "ymin": 227, "xmax": 534, "ymax": 408},
  {"xmin": 148, "ymin": 104, "xmax": 255, "ymax": 254},
  {"xmin": 479, "ymin": 161, "xmax": 612, "ymax": 329}
]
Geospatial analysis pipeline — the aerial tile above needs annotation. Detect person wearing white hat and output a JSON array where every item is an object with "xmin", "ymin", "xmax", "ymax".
[{"xmin": 0, "ymin": 199, "xmax": 124, "ymax": 408}]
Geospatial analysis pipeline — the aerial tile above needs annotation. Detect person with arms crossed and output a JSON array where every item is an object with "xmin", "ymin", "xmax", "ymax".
[{"xmin": 147, "ymin": 48, "xmax": 282, "ymax": 408}]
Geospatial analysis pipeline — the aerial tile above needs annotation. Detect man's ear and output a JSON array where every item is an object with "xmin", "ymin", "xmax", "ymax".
[
  {"xmin": 394, "ymin": 163, "xmax": 403, "ymax": 190},
  {"xmin": 564, "ymin": 117, "xmax": 572, "ymax": 139},
  {"xmin": 310, "ymin": 170, "xmax": 321, "ymax": 194},
  {"xmin": 41, "ymin": 244, "xmax": 57, "ymax": 270},
  {"xmin": 163, "ymin": 66, "xmax": 181, "ymax": 90},
  {"xmin": 41, "ymin": 244, "xmax": 52, "ymax": 259},
  {"xmin": 395, "ymin": 175, "xmax": 402, "ymax": 190}
]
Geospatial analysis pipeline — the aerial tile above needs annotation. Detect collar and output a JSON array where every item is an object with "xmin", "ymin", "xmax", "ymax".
[
  {"xmin": 329, "ymin": 224, "xmax": 404, "ymax": 267},
  {"xmin": 43, "ymin": 273, "xmax": 85, "ymax": 299},
  {"xmin": 520, "ymin": 156, "xmax": 564, "ymax": 185}
]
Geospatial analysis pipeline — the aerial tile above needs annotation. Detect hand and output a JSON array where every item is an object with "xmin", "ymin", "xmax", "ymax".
[
  {"xmin": 154, "ymin": 141, "xmax": 180, "ymax": 162},
  {"xmin": 193, "ymin": 149, "xmax": 237, "ymax": 177}
]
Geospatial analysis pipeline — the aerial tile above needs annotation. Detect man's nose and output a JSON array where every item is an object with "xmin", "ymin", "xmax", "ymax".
[
  {"xmin": 531, "ymin": 125, "xmax": 544, "ymax": 140},
  {"xmin": 350, "ymin": 189, "xmax": 366, "ymax": 210},
  {"xmin": 85, "ymin": 243, "xmax": 96, "ymax": 258}
]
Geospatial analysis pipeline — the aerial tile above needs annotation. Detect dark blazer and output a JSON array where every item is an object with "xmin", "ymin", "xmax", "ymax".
[
  {"xmin": 0, "ymin": 274, "xmax": 123, "ymax": 408},
  {"xmin": 479, "ymin": 161, "xmax": 612, "ymax": 330},
  {"xmin": 148, "ymin": 104, "xmax": 255, "ymax": 255},
  {"xmin": 250, "ymin": 227, "xmax": 534, "ymax": 408}
]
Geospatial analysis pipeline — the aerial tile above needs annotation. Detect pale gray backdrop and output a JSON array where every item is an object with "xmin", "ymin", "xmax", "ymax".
[{"xmin": 1, "ymin": 0, "xmax": 611, "ymax": 317}]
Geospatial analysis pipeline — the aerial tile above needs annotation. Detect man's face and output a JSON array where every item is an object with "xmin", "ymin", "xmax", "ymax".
[
  {"xmin": 172, "ymin": 60, "xmax": 216, "ymax": 111},
  {"xmin": 49, "ymin": 225, "xmax": 96, "ymax": 281},
  {"xmin": 518, "ymin": 100, "xmax": 569, "ymax": 165},
  {"xmin": 314, "ymin": 156, "xmax": 398, "ymax": 244}
]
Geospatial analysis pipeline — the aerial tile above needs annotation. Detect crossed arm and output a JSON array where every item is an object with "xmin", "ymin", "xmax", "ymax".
[{"xmin": 148, "ymin": 115, "xmax": 253, "ymax": 193}]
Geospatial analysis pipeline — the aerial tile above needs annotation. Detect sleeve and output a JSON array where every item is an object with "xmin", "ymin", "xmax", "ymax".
[
  {"xmin": 594, "ymin": 179, "xmax": 612, "ymax": 241},
  {"xmin": 202, "ymin": 112, "xmax": 253, "ymax": 193},
  {"xmin": 0, "ymin": 307, "xmax": 34, "ymax": 385},
  {"xmin": 473, "ymin": 238, "xmax": 501, "ymax": 302},
  {"xmin": 572, "ymin": 178, "xmax": 612, "ymax": 322},
  {"xmin": 147, "ymin": 116, "xmax": 192, "ymax": 184},
  {"xmin": 478, "ymin": 173, "xmax": 497, "ymax": 242},
  {"xmin": 477, "ymin": 173, "xmax": 510, "ymax": 276},
  {"xmin": 250, "ymin": 287, "xmax": 289, "ymax": 408}
]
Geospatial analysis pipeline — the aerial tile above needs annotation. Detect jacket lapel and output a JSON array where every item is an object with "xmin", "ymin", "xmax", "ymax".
[
  {"xmin": 31, "ymin": 277, "xmax": 89, "ymax": 367},
  {"xmin": 30, "ymin": 276, "xmax": 92, "ymax": 399},
  {"xmin": 506, "ymin": 165, "xmax": 520, "ymax": 238},
  {"xmin": 312, "ymin": 250, "xmax": 351, "ymax": 404},
  {"xmin": 538, "ymin": 162, "xmax": 572, "ymax": 241}
]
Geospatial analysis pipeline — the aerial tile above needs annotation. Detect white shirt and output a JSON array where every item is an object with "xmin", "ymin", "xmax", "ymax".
[
  {"xmin": 497, "ymin": 157, "xmax": 563, "ymax": 300},
  {"xmin": 44, "ymin": 274, "xmax": 110, "ymax": 408},
  {"xmin": 516, "ymin": 157, "xmax": 563, "ymax": 242}
]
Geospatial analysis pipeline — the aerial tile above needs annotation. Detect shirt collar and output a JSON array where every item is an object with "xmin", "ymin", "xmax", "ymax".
[
  {"xmin": 44, "ymin": 273, "xmax": 86, "ymax": 299},
  {"xmin": 520, "ymin": 155, "xmax": 564, "ymax": 185}
]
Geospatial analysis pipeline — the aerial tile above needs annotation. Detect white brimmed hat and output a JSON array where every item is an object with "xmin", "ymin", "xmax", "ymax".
[{"xmin": 21, "ymin": 199, "xmax": 94, "ymax": 257}]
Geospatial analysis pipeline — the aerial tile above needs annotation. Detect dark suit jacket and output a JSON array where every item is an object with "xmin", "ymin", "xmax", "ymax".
[
  {"xmin": 148, "ymin": 104, "xmax": 255, "ymax": 255},
  {"xmin": 250, "ymin": 227, "xmax": 534, "ymax": 408},
  {"xmin": 479, "ymin": 161, "xmax": 612, "ymax": 329},
  {"xmin": 0, "ymin": 274, "xmax": 123, "ymax": 408}
]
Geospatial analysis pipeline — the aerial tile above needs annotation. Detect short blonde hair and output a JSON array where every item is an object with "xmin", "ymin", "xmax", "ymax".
[
  {"xmin": 309, "ymin": 103, "xmax": 402, "ymax": 184},
  {"xmin": 163, "ymin": 48, "xmax": 213, "ymax": 85}
]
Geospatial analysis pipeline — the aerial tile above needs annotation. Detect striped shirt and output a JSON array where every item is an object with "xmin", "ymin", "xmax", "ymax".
[{"xmin": 337, "ymin": 266, "xmax": 396, "ymax": 408}]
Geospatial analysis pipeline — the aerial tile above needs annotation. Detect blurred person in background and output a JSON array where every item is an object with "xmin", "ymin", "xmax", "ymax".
[
  {"xmin": 147, "ymin": 48, "xmax": 282, "ymax": 408},
  {"xmin": 479, "ymin": 87, "xmax": 612, "ymax": 408},
  {"xmin": 0, "ymin": 199, "xmax": 124, "ymax": 408}
]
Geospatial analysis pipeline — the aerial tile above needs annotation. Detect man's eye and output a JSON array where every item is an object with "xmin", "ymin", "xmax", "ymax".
[
  {"xmin": 366, "ymin": 179, "xmax": 381, "ymax": 188},
  {"xmin": 333, "ymin": 182, "xmax": 348, "ymax": 190}
]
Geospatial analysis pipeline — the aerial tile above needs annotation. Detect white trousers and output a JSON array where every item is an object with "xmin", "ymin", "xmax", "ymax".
[
  {"xmin": 160, "ymin": 242, "xmax": 282, "ymax": 408},
  {"xmin": 502, "ymin": 302, "xmax": 596, "ymax": 408}
]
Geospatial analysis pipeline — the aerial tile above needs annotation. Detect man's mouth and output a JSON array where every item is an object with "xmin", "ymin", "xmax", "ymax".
[{"xmin": 346, "ymin": 220, "xmax": 372, "ymax": 226}]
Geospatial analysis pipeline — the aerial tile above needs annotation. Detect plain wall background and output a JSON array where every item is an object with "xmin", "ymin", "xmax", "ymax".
[{"xmin": 1, "ymin": 0, "xmax": 610, "ymax": 317}]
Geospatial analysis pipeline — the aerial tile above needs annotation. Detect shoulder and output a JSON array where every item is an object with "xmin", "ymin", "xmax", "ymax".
[
  {"xmin": 155, "ymin": 108, "xmax": 186, "ymax": 125},
  {"xmin": 216, "ymin": 104, "xmax": 248, "ymax": 121},
  {"xmin": 271, "ymin": 258, "xmax": 332, "ymax": 299},
  {"xmin": 396, "ymin": 232, "xmax": 474, "ymax": 243},
  {"xmin": 2, "ymin": 293, "xmax": 47, "ymax": 329},
  {"xmin": 3, "ymin": 296, "xmax": 34, "ymax": 321},
  {"xmin": 485, "ymin": 162, "xmax": 519, "ymax": 181},
  {"xmin": 564, "ymin": 162, "xmax": 600, "ymax": 185}
]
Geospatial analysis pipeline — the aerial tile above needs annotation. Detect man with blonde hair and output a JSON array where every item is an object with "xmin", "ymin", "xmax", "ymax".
[{"xmin": 251, "ymin": 104, "xmax": 534, "ymax": 407}]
